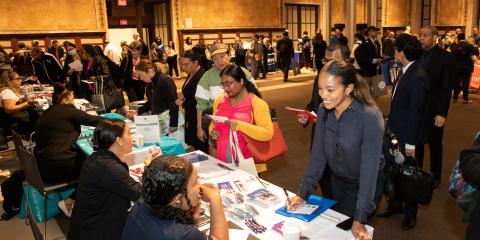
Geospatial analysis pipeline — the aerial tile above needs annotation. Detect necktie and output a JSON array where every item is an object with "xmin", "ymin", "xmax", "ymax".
[{"xmin": 55, "ymin": 47, "xmax": 59, "ymax": 60}]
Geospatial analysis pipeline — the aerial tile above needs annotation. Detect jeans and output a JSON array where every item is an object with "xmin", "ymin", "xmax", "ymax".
[{"xmin": 381, "ymin": 59, "xmax": 395, "ymax": 85}]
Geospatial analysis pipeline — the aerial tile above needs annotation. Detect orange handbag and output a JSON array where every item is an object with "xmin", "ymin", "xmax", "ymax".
[{"xmin": 244, "ymin": 120, "xmax": 288, "ymax": 163}]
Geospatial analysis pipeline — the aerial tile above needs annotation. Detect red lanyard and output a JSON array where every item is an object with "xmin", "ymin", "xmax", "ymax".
[{"xmin": 86, "ymin": 60, "xmax": 93, "ymax": 73}]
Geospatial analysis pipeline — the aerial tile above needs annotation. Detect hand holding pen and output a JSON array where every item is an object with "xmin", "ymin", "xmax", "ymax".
[{"xmin": 283, "ymin": 188, "xmax": 305, "ymax": 211}]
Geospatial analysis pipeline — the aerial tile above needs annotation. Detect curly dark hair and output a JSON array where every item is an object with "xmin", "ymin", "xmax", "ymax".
[
  {"xmin": 142, "ymin": 155, "xmax": 195, "ymax": 225},
  {"xmin": 220, "ymin": 64, "xmax": 262, "ymax": 98}
]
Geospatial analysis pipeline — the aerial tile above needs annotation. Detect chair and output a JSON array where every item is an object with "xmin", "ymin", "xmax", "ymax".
[
  {"xmin": 27, "ymin": 207, "xmax": 44, "ymax": 240},
  {"xmin": 17, "ymin": 145, "xmax": 77, "ymax": 239},
  {"xmin": 11, "ymin": 130, "xmax": 24, "ymax": 168}
]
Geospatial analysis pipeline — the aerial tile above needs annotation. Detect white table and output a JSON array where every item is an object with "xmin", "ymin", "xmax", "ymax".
[{"xmin": 129, "ymin": 151, "xmax": 374, "ymax": 240}]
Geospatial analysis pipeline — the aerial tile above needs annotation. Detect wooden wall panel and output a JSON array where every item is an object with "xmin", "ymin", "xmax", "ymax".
[
  {"xmin": 331, "ymin": 0, "xmax": 344, "ymax": 25},
  {"xmin": 382, "ymin": 0, "xmax": 412, "ymax": 27},
  {"xmin": 432, "ymin": 0, "xmax": 467, "ymax": 26},
  {"xmin": 0, "ymin": 0, "xmax": 107, "ymax": 34}
]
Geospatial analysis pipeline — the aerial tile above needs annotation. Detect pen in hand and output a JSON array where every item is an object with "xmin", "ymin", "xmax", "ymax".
[{"xmin": 283, "ymin": 187, "xmax": 292, "ymax": 206}]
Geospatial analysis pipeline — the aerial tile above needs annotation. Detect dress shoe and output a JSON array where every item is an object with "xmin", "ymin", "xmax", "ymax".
[
  {"xmin": 283, "ymin": 79, "xmax": 288, "ymax": 82},
  {"xmin": 402, "ymin": 217, "xmax": 416, "ymax": 230},
  {"xmin": 377, "ymin": 208, "xmax": 403, "ymax": 218},
  {"xmin": 462, "ymin": 100, "xmax": 473, "ymax": 104}
]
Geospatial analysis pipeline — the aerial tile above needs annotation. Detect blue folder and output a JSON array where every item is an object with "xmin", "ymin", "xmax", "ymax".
[{"xmin": 275, "ymin": 195, "xmax": 336, "ymax": 222}]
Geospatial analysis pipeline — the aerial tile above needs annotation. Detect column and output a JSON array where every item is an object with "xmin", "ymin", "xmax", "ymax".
[
  {"xmin": 322, "ymin": 0, "xmax": 331, "ymax": 41},
  {"xmin": 367, "ymin": 0, "xmax": 377, "ymax": 26},
  {"xmin": 344, "ymin": 0, "xmax": 356, "ymax": 48}
]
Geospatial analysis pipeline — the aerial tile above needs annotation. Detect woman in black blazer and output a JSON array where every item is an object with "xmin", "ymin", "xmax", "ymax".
[
  {"xmin": 69, "ymin": 119, "xmax": 159, "ymax": 240},
  {"xmin": 34, "ymin": 83, "xmax": 102, "ymax": 183},
  {"xmin": 177, "ymin": 50, "xmax": 208, "ymax": 152}
]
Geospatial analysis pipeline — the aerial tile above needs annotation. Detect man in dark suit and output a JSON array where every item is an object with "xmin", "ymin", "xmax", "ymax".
[
  {"xmin": 355, "ymin": 26, "xmax": 383, "ymax": 94},
  {"xmin": 451, "ymin": 33, "xmax": 479, "ymax": 103},
  {"xmin": 379, "ymin": 34, "xmax": 430, "ymax": 230},
  {"xmin": 276, "ymin": 30, "xmax": 294, "ymax": 82},
  {"xmin": 417, "ymin": 26, "xmax": 455, "ymax": 188}
]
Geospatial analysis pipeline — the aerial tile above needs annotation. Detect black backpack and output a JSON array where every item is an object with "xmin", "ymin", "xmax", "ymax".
[{"xmin": 1, "ymin": 170, "xmax": 25, "ymax": 220}]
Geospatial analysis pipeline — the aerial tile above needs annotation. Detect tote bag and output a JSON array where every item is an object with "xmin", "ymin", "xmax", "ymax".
[
  {"xmin": 226, "ymin": 130, "xmax": 258, "ymax": 177},
  {"xmin": 244, "ymin": 121, "xmax": 288, "ymax": 163}
]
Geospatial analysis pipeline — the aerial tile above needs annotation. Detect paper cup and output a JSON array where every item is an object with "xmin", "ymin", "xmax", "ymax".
[{"xmin": 282, "ymin": 221, "xmax": 302, "ymax": 240}]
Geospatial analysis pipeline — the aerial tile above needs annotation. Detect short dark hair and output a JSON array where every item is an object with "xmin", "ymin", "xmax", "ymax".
[
  {"xmin": 52, "ymin": 82, "xmax": 71, "ymax": 105},
  {"xmin": 181, "ymin": 49, "xmax": 200, "ymax": 63},
  {"xmin": 394, "ymin": 34, "xmax": 422, "ymax": 61},
  {"xmin": 81, "ymin": 44, "xmax": 97, "ymax": 57},
  {"xmin": 354, "ymin": 33, "xmax": 365, "ymax": 42},
  {"xmin": 457, "ymin": 33, "xmax": 466, "ymax": 41},
  {"xmin": 92, "ymin": 119, "xmax": 126, "ymax": 151},
  {"xmin": 63, "ymin": 41, "xmax": 76, "ymax": 48},
  {"xmin": 303, "ymin": 31, "xmax": 308, "ymax": 35},
  {"xmin": 18, "ymin": 42, "xmax": 26, "ymax": 49},
  {"xmin": 142, "ymin": 156, "xmax": 195, "ymax": 224},
  {"xmin": 52, "ymin": 40, "xmax": 58, "ymax": 44},
  {"xmin": 283, "ymin": 31, "xmax": 289, "ymax": 37}
]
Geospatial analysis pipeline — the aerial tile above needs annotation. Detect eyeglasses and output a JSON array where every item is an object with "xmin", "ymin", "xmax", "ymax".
[{"xmin": 220, "ymin": 80, "xmax": 236, "ymax": 89}]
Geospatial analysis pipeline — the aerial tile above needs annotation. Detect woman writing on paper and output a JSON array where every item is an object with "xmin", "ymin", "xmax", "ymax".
[
  {"xmin": 286, "ymin": 61, "xmax": 384, "ymax": 240},
  {"xmin": 208, "ymin": 64, "xmax": 273, "ymax": 173},
  {"xmin": 122, "ymin": 155, "xmax": 228, "ymax": 240}
]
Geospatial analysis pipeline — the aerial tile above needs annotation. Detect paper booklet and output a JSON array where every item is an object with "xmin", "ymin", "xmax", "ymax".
[
  {"xmin": 246, "ymin": 188, "xmax": 281, "ymax": 208},
  {"xmin": 285, "ymin": 106, "xmax": 317, "ymax": 122}
]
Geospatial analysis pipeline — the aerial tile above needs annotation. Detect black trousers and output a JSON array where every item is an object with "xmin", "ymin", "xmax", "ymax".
[
  {"xmin": 330, "ymin": 171, "xmax": 384, "ymax": 224},
  {"xmin": 453, "ymin": 71, "xmax": 472, "ymax": 101},
  {"xmin": 167, "ymin": 55, "xmax": 179, "ymax": 77},
  {"xmin": 280, "ymin": 59, "xmax": 291, "ymax": 81},
  {"xmin": 388, "ymin": 156, "xmax": 418, "ymax": 219},
  {"xmin": 416, "ymin": 125, "xmax": 444, "ymax": 181}
]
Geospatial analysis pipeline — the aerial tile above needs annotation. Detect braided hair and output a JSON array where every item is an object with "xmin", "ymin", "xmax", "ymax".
[{"xmin": 142, "ymin": 155, "xmax": 196, "ymax": 225}]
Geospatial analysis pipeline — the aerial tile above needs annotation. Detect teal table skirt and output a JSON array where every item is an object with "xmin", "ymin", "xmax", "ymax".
[{"xmin": 76, "ymin": 113, "xmax": 186, "ymax": 156}]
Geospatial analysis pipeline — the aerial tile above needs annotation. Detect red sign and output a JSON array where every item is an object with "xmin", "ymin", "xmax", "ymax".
[
  {"xmin": 118, "ymin": 0, "xmax": 127, "ymax": 6},
  {"xmin": 119, "ymin": 19, "xmax": 128, "ymax": 26},
  {"xmin": 470, "ymin": 64, "xmax": 480, "ymax": 94}
]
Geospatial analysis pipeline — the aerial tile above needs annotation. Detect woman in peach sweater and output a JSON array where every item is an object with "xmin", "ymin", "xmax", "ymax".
[{"xmin": 209, "ymin": 64, "xmax": 273, "ymax": 172}]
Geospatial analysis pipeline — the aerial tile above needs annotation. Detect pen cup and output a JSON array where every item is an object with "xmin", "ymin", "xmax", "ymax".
[{"xmin": 282, "ymin": 221, "xmax": 302, "ymax": 240}]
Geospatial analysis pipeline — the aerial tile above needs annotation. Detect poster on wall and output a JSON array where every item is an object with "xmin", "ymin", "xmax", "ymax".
[
  {"xmin": 470, "ymin": 64, "xmax": 480, "ymax": 94},
  {"xmin": 118, "ymin": 0, "xmax": 127, "ymax": 6},
  {"xmin": 185, "ymin": 18, "xmax": 193, "ymax": 29}
]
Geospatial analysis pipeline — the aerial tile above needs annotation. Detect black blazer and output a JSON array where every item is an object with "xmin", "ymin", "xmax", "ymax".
[
  {"xmin": 69, "ymin": 150, "xmax": 141, "ymax": 240},
  {"xmin": 355, "ymin": 38, "xmax": 381, "ymax": 77},
  {"xmin": 422, "ymin": 45, "xmax": 455, "ymax": 119},
  {"xmin": 387, "ymin": 61, "xmax": 430, "ymax": 146},
  {"xmin": 138, "ymin": 73, "xmax": 179, "ymax": 127},
  {"xmin": 34, "ymin": 104, "xmax": 102, "ymax": 163}
]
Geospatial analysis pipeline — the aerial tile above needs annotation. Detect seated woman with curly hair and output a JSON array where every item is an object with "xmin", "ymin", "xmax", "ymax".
[{"xmin": 122, "ymin": 155, "xmax": 228, "ymax": 240}]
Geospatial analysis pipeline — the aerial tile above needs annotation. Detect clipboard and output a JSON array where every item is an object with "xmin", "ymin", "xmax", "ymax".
[{"xmin": 275, "ymin": 195, "xmax": 336, "ymax": 222}]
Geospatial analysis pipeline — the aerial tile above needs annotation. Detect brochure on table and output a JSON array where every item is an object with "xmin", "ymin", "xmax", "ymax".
[{"xmin": 128, "ymin": 151, "xmax": 374, "ymax": 240}]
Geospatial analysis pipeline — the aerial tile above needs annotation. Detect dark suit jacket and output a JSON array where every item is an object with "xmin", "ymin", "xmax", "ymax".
[
  {"xmin": 422, "ymin": 45, "xmax": 455, "ymax": 119},
  {"xmin": 451, "ymin": 40, "xmax": 479, "ymax": 73},
  {"xmin": 355, "ymin": 38, "xmax": 381, "ymax": 77},
  {"xmin": 387, "ymin": 61, "xmax": 430, "ymax": 146},
  {"xmin": 276, "ymin": 37, "xmax": 294, "ymax": 62}
]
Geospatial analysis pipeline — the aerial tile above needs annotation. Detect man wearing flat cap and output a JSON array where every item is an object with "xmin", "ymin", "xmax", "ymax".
[{"xmin": 194, "ymin": 43, "xmax": 256, "ymax": 154}]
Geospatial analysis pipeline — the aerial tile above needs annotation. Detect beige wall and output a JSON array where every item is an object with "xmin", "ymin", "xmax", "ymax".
[
  {"xmin": 0, "ymin": 0, "xmax": 107, "ymax": 34},
  {"xmin": 382, "ymin": 0, "xmax": 413, "ymax": 27},
  {"xmin": 178, "ymin": 0, "xmax": 282, "ymax": 28},
  {"xmin": 432, "ymin": 0, "xmax": 467, "ymax": 26},
  {"xmin": 356, "ymin": 0, "xmax": 367, "ymax": 24},
  {"xmin": 331, "ymin": 0, "xmax": 344, "ymax": 25}
]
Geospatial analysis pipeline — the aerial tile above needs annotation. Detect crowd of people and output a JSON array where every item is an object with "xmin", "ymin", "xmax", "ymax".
[{"xmin": 0, "ymin": 24, "xmax": 479, "ymax": 240}]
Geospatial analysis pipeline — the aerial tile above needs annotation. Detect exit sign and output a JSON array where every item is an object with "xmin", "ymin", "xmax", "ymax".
[{"xmin": 120, "ymin": 19, "xmax": 128, "ymax": 25}]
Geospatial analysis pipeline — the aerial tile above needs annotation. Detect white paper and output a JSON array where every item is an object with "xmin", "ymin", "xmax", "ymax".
[
  {"xmin": 287, "ymin": 204, "xmax": 319, "ymax": 215},
  {"xmin": 207, "ymin": 115, "xmax": 229, "ymax": 123},
  {"xmin": 228, "ymin": 229, "xmax": 249, "ymax": 240},
  {"xmin": 134, "ymin": 115, "xmax": 161, "ymax": 144},
  {"xmin": 68, "ymin": 60, "xmax": 83, "ymax": 71}
]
